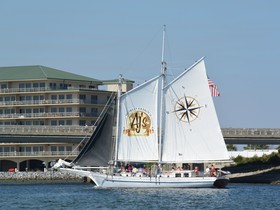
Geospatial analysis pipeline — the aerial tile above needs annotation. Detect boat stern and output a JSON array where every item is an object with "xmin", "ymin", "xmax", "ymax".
[{"xmin": 213, "ymin": 177, "xmax": 229, "ymax": 188}]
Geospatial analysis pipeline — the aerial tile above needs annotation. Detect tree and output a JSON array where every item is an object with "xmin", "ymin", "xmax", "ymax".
[
  {"xmin": 243, "ymin": 144, "xmax": 269, "ymax": 150},
  {"xmin": 226, "ymin": 144, "xmax": 237, "ymax": 151}
]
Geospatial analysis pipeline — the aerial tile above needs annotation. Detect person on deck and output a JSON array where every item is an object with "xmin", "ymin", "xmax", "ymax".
[
  {"xmin": 210, "ymin": 165, "xmax": 216, "ymax": 177},
  {"xmin": 194, "ymin": 166, "xmax": 199, "ymax": 177}
]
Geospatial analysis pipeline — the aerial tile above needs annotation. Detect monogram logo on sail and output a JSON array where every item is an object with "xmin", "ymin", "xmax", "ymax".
[
  {"xmin": 123, "ymin": 109, "xmax": 154, "ymax": 136},
  {"xmin": 174, "ymin": 96, "xmax": 201, "ymax": 123}
]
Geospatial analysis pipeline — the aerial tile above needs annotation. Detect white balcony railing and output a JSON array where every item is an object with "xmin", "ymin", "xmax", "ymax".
[
  {"xmin": 0, "ymin": 151, "xmax": 79, "ymax": 157},
  {"xmin": 0, "ymin": 125, "xmax": 94, "ymax": 135}
]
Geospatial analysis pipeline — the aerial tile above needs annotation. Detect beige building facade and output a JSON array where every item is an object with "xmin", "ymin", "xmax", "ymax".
[{"xmin": 0, "ymin": 65, "xmax": 133, "ymax": 171}]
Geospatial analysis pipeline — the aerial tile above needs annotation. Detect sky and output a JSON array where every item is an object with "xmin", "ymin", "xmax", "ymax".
[{"xmin": 1, "ymin": 0, "xmax": 279, "ymax": 128}]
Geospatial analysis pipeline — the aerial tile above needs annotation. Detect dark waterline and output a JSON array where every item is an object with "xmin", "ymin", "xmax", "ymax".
[{"xmin": 0, "ymin": 182, "xmax": 279, "ymax": 210}]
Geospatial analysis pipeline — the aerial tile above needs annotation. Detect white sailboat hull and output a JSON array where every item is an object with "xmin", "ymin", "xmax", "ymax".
[{"xmin": 62, "ymin": 168, "xmax": 224, "ymax": 188}]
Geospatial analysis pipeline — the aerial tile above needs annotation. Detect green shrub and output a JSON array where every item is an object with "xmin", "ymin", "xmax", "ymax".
[{"xmin": 234, "ymin": 152, "xmax": 280, "ymax": 166}]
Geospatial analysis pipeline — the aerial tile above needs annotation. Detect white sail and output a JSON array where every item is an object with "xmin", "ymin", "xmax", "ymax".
[
  {"xmin": 54, "ymin": 27, "xmax": 230, "ymax": 188},
  {"xmin": 117, "ymin": 76, "xmax": 160, "ymax": 161},
  {"xmin": 161, "ymin": 58, "xmax": 229, "ymax": 162}
]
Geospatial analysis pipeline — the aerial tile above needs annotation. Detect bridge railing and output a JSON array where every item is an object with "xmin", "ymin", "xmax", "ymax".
[
  {"xmin": 222, "ymin": 128, "xmax": 280, "ymax": 138},
  {"xmin": 0, "ymin": 126, "xmax": 279, "ymax": 138}
]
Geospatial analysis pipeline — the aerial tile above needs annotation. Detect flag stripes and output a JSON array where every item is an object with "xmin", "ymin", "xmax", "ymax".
[{"xmin": 208, "ymin": 79, "xmax": 220, "ymax": 97}]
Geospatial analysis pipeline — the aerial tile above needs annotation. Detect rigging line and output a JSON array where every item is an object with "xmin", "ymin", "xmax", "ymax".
[
  {"xmin": 122, "ymin": 26, "xmax": 162, "ymax": 76},
  {"xmin": 63, "ymin": 91, "xmax": 116, "ymax": 162},
  {"xmin": 67, "ymin": 93, "xmax": 116, "ymax": 163}
]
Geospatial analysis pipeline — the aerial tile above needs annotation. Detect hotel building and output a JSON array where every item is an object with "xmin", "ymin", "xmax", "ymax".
[{"xmin": 0, "ymin": 65, "xmax": 133, "ymax": 171}]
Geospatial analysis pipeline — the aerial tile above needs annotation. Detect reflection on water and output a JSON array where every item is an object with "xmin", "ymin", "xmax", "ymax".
[{"xmin": 0, "ymin": 183, "xmax": 279, "ymax": 210}]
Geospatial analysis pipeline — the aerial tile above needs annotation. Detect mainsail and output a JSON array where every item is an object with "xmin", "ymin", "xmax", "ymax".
[
  {"xmin": 73, "ymin": 97, "xmax": 116, "ymax": 167},
  {"xmin": 117, "ymin": 76, "xmax": 160, "ymax": 161},
  {"xmin": 161, "ymin": 58, "xmax": 229, "ymax": 162}
]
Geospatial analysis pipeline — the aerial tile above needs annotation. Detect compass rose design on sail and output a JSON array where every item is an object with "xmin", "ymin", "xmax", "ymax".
[{"xmin": 174, "ymin": 95, "xmax": 202, "ymax": 123}]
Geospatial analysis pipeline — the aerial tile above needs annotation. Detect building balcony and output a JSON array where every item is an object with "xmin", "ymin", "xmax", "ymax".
[
  {"xmin": 0, "ymin": 99, "xmax": 104, "ymax": 107},
  {"xmin": 0, "ymin": 151, "xmax": 79, "ymax": 158},
  {"xmin": 0, "ymin": 125, "xmax": 93, "ymax": 135},
  {"xmin": 0, "ymin": 112, "xmax": 99, "ymax": 120},
  {"xmin": 0, "ymin": 86, "xmax": 99, "ymax": 94}
]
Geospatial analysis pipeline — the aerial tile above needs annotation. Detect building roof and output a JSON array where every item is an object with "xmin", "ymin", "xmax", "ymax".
[
  {"xmin": 102, "ymin": 78, "xmax": 134, "ymax": 84},
  {"xmin": 0, "ymin": 65, "xmax": 101, "ymax": 83}
]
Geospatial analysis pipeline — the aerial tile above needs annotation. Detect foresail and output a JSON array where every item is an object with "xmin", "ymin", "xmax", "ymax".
[
  {"xmin": 161, "ymin": 58, "xmax": 229, "ymax": 162},
  {"xmin": 73, "ymin": 97, "xmax": 116, "ymax": 167},
  {"xmin": 117, "ymin": 76, "xmax": 160, "ymax": 161}
]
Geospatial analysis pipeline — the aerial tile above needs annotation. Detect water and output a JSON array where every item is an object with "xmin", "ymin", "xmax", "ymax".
[{"xmin": 0, "ymin": 182, "xmax": 279, "ymax": 210}]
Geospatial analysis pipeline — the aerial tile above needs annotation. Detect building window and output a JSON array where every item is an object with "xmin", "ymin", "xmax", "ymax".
[
  {"xmin": 91, "ymin": 95, "xmax": 98, "ymax": 104},
  {"xmin": 66, "ymin": 107, "xmax": 72, "ymax": 112},
  {"xmin": 19, "ymin": 83, "xmax": 25, "ymax": 89},
  {"xmin": 66, "ymin": 120, "xmax": 72, "ymax": 125},
  {"xmin": 33, "ymin": 121, "xmax": 40, "ymax": 125},
  {"xmin": 26, "ymin": 96, "xmax": 32, "ymax": 101},
  {"xmin": 66, "ymin": 94, "xmax": 72, "ymax": 100},
  {"xmin": 58, "ymin": 146, "xmax": 64, "ymax": 151},
  {"xmin": 51, "ymin": 108, "xmax": 57, "ymax": 112},
  {"xmin": 79, "ymin": 120, "xmax": 86, "ymax": 126},
  {"xmin": 60, "ymin": 83, "xmax": 67, "ymax": 89},
  {"xmin": 59, "ymin": 95, "xmax": 65, "ymax": 100},
  {"xmin": 33, "ymin": 96, "xmax": 39, "ymax": 101},
  {"xmin": 51, "ymin": 146, "xmax": 57, "ymax": 151},
  {"xmin": 79, "ymin": 94, "xmax": 86, "ymax": 100},
  {"xmin": 51, "ymin": 95, "xmax": 57, "ymax": 100},
  {"xmin": 33, "ymin": 146, "xmax": 43, "ymax": 152},
  {"xmin": 50, "ymin": 83, "xmax": 57, "ymax": 89},
  {"xmin": 51, "ymin": 121, "xmax": 57, "ymax": 126},
  {"xmin": 1, "ymin": 84, "xmax": 7, "ymax": 89},
  {"xmin": 66, "ymin": 146, "xmax": 72, "ymax": 151},
  {"xmin": 58, "ymin": 107, "xmax": 65, "ymax": 113},
  {"xmin": 4, "ymin": 109, "xmax": 10, "ymax": 114},
  {"xmin": 91, "ymin": 108, "xmax": 98, "ymax": 117},
  {"xmin": 58, "ymin": 120, "xmax": 64, "ymax": 125},
  {"xmin": 79, "ymin": 107, "xmax": 86, "ymax": 114}
]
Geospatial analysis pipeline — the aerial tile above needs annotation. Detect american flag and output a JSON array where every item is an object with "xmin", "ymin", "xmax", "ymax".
[{"xmin": 208, "ymin": 79, "xmax": 220, "ymax": 97}]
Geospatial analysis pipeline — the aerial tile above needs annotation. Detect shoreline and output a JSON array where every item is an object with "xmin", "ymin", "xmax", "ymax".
[
  {"xmin": 0, "ymin": 171, "xmax": 84, "ymax": 183},
  {"xmin": 225, "ymin": 165, "xmax": 280, "ymax": 184}
]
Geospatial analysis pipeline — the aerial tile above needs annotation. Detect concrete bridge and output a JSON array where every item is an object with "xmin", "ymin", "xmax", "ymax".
[
  {"xmin": 222, "ymin": 128, "xmax": 280, "ymax": 145},
  {"xmin": 0, "ymin": 126, "xmax": 279, "ymax": 145}
]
